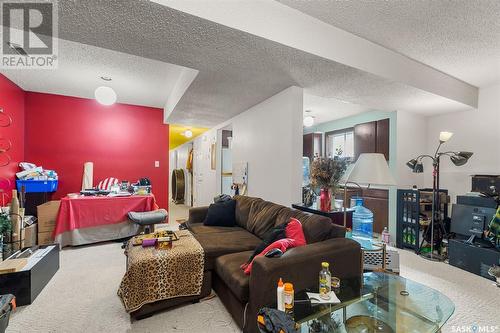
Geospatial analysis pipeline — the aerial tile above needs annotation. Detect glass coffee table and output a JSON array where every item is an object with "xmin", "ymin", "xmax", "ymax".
[{"xmin": 294, "ymin": 272, "xmax": 454, "ymax": 333}]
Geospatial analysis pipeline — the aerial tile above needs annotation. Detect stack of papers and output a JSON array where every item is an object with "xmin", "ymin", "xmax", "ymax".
[{"xmin": 306, "ymin": 291, "xmax": 341, "ymax": 304}]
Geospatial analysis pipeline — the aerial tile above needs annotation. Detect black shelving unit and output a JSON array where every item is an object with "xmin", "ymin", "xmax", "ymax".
[{"xmin": 396, "ymin": 188, "xmax": 449, "ymax": 252}]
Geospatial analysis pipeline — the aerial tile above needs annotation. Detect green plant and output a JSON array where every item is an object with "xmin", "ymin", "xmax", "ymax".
[{"xmin": 0, "ymin": 211, "xmax": 11, "ymax": 235}]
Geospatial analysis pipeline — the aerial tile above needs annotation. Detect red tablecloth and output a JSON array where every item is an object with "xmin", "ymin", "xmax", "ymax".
[{"xmin": 53, "ymin": 195, "xmax": 159, "ymax": 237}]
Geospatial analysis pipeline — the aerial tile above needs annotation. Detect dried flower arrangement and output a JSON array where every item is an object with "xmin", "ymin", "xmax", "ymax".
[{"xmin": 310, "ymin": 149, "xmax": 349, "ymax": 193}]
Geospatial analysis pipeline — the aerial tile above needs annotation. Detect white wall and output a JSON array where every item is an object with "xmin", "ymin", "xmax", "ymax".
[
  {"xmin": 396, "ymin": 110, "xmax": 427, "ymax": 189},
  {"xmin": 424, "ymin": 83, "xmax": 500, "ymax": 201},
  {"xmin": 231, "ymin": 86, "xmax": 303, "ymax": 205},
  {"xmin": 171, "ymin": 86, "xmax": 303, "ymax": 207}
]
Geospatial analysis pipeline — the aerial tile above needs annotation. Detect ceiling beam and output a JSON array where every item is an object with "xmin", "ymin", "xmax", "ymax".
[{"xmin": 153, "ymin": 0, "xmax": 478, "ymax": 108}]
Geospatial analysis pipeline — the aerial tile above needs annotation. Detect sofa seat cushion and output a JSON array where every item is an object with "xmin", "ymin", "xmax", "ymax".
[
  {"xmin": 189, "ymin": 224, "xmax": 243, "ymax": 235},
  {"xmin": 215, "ymin": 251, "xmax": 253, "ymax": 302},
  {"xmin": 192, "ymin": 230, "xmax": 261, "ymax": 270}
]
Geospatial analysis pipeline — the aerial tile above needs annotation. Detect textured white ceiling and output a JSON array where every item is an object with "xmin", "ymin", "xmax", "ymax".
[
  {"xmin": 304, "ymin": 94, "xmax": 375, "ymax": 125},
  {"xmin": 0, "ymin": 38, "xmax": 190, "ymax": 109},
  {"xmin": 45, "ymin": 0, "xmax": 473, "ymax": 127},
  {"xmin": 277, "ymin": 0, "xmax": 500, "ymax": 88}
]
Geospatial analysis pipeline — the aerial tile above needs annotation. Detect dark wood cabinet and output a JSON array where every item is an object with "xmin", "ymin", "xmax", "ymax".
[
  {"xmin": 336, "ymin": 188, "xmax": 389, "ymax": 234},
  {"xmin": 354, "ymin": 121, "xmax": 376, "ymax": 161},
  {"xmin": 354, "ymin": 118, "xmax": 389, "ymax": 161},
  {"xmin": 303, "ymin": 133, "xmax": 322, "ymax": 161},
  {"xmin": 376, "ymin": 118, "xmax": 389, "ymax": 160}
]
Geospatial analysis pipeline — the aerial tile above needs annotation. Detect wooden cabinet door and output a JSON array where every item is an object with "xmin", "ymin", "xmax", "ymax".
[
  {"xmin": 376, "ymin": 118, "xmax": 390, "ymax": 160},
  {"xmin": 303, "ymin": 133, "xmax": 313, "ymax": 160},
  {"xmin": 362, "ymin": 188, "xmax": 389, "ymax": 234},
  {"xmin": 354, "ymin": 121, "xmax": 376, "ymax": 161},
  {"xmin": 313, "ymin": 133, "xmax": 322, "ymax": 158}
]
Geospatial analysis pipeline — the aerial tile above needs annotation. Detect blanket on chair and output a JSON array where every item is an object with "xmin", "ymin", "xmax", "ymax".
[{"xmin": 117, "ymin": 230, "xmax": 204, "ymax": 312}]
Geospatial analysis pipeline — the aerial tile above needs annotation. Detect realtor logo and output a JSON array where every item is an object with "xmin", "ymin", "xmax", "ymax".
[{"xmin": 1, "ymin": 0, "xmax": 58, "ymax": 69}]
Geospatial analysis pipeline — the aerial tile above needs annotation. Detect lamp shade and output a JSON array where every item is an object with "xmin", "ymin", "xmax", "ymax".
[
  {"xmin": 406, "ymin": 159, "xmax": 418, "ymax": 170},
  {"xmin": 344, "ymin": 153, "xmax": 396, "ymax": 186},
  {"xmin": 457, "ymin": 151, "xmax": 473, "ymax": 159},
  {"xmin": 439, "ymin": 131, "xmax": 453, "ymax": 143},
  {"xmin": 413, "ymin": 162, "xmax": 424, "ymax": 173}
]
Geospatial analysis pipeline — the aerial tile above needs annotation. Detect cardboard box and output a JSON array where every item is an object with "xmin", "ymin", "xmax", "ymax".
[
  {"xmin": 37, "ymin": 200, "xmax": 60, "ymax": 233},
  {"xmin": 0, "ymin": 258, "xmax": 28, "ymax": 274},
  {"xmin": 38, "ymin": 231, "xmax": 54, "ymax": 246},
  {"xmin": 22, "ymin": 223, "xmax": 37, "ymax": 248}
]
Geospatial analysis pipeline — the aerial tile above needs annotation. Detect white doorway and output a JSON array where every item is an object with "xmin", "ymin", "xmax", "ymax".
[{"xmin": 221, "ymin": 127, "xmax": 233, "ymax": 195}]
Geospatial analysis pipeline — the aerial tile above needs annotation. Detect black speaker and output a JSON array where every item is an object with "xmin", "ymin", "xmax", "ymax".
[
  {"xmin": 456, "ymin": 195, "xmax": 497, "ymax": 208},
  {"xmin": 448, "ymin": 239, "xmax": 500, "ymax": 281}
]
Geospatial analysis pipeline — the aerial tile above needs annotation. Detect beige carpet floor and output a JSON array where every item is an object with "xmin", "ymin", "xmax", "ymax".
[{"xmin": 7, "ymin": 234, "xmax": 500, "ymax": 332}]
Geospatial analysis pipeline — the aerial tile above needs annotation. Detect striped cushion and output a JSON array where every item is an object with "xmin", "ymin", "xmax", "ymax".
[{"xmin": 97, "ymin": 177, "xmax": 119, "ymax": 190}]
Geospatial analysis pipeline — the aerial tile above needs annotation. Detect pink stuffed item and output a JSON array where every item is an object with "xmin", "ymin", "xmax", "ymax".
[
  {"xmin": 286, "ymin": 218, "xmax": 307, "ymax": 246},
  {"xmin": 243, "ymin": 218, "xmax": 307, "ymax": 275},
  {"xmin": 243, "ymin": 238, "xmax": 296, "ymax": 275}
]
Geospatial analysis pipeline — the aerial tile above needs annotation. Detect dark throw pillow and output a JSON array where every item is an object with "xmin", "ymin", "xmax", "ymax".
[{"xmin": 203, "ymin": 199, "xmax": 237, "ymax": 227}]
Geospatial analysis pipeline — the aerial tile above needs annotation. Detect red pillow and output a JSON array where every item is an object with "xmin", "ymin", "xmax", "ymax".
[
  {"xmin": 243, "ymin": 238, "xmax": 297, "ymax": 275},
  {"xmin": 286, "ymin": 218, "xmax": 307, "ymax": 246},
  {"xmin": 242, "ymin": 218, "xmax": 308, "ymax": 275}
]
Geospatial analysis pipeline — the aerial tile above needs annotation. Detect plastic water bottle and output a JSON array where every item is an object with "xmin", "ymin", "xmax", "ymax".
[{"xmin": 352, "ymin": 198, "xmax": 374, "ymax": 239}]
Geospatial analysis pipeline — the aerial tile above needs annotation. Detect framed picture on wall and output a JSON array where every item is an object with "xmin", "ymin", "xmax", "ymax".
[{"xmin": 210, "ymin": 143, "xmax": 216, "ymax": 170}]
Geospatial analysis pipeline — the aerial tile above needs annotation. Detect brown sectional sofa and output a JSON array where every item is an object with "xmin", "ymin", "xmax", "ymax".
[{"xmin": 188, "ymin": 195, "xmax": 363, "ymax": 333}]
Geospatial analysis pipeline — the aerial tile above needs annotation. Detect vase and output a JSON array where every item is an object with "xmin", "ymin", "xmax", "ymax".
[{"xmin": 319, "ymin": 188, "xmax": 331, "ymax": 212}]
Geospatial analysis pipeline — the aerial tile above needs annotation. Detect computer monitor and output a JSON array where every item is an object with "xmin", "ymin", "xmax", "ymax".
[{"xmin": 450, "ymin": 204, "xmax": 496, "ymax": 237}]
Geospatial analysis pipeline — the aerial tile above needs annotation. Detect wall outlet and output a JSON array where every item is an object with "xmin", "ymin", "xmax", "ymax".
[{"xmin": 155, "ymin": 161, "xmax": 160, "ymax": 168}]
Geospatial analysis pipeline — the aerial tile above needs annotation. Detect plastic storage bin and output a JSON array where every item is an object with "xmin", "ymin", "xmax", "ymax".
[{"xmin": 16, "ymin": 180, "xmax": 58, "ymax": 193}]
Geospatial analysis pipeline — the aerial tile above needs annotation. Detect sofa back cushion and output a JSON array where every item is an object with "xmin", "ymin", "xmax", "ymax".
[
  {"xmin": 203, "ymin": 199, "xmax": 236, "ymax": 227},
  {"xmin": 247, "ymin": 200, "xmax": 286, "ymax": 238},
  {"xmin": 234, "ymin": 196, "xmax": 263, "ymax": 229},
  {"xmin": 275, "ymin": 208, "xmax": 334, "ymax": 244},
  {"xmin": 234, "ymin": 196, "xmax": 338, "ymax": 243}
]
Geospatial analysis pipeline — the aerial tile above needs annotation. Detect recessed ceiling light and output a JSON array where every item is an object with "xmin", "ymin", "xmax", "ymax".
[{"xmin": 94, "ymin": 86, "xmax": 117, "ymax": 106}]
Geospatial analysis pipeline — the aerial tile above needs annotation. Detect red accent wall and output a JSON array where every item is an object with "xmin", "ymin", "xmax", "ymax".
[
  {"xmin": 24, "ymin": 92, "xmax": 169, "ymax": 209},
  {"xmin": 0, "ymin": 74, "xmax": 25, "ymax": 205}
]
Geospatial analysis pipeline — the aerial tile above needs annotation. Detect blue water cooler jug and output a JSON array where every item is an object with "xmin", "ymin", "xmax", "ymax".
[{"xmin": 352, "ymin": 198, "xmax": 373, "ymax": 239}]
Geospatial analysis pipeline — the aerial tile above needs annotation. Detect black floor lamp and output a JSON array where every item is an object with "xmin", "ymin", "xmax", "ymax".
[{"xmin": 406, "ymin": 131, "xmax": 473, "ymax": 261}]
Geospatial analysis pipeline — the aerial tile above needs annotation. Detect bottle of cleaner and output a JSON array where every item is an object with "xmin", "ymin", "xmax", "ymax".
[
  {"xmin": 319, "ymin": 262, "xmax": 332, "ymax": 300},
  {"xmin": 283, "ymin": 283, "xmax": 294, "ymax": 315},
  {"xmin": 277, "ymin": 278, "xmax": 284, "ymax": 311},
  {"xmin": 381, "ymin": 227, "xmax": 390, "ymax": 244}
]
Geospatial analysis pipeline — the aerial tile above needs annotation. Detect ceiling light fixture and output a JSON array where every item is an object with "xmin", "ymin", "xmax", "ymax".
[
  {"xmin": 94, "ymin": 86, "xmax": 117, "ymax": 106},
  {"xmin": 184, "ymin": 130, "xmax": 193, "ymax": 138},
  {"xmin": 303, "ymin": 116, "xmax": 314, "ymax": 127}
]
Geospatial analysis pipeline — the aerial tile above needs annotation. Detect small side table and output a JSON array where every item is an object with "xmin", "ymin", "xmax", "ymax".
[
  {"xmin": 347, "ymin": 235, "xmax": 387, "ymax": 272},
  {"xmin": 292, "ymin": 202, "xmax": 354, "ymax": 228}
]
